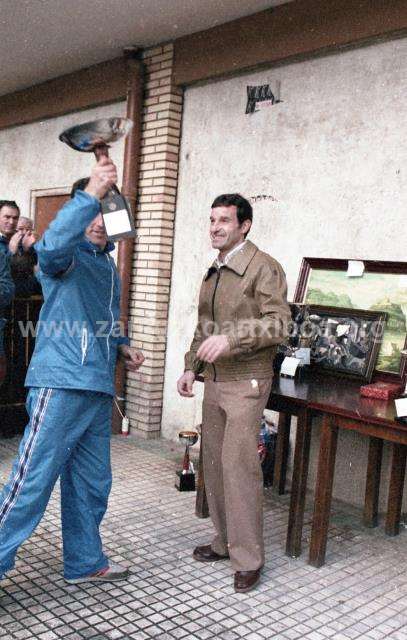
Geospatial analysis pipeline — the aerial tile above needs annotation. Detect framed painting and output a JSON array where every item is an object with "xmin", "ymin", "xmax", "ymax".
[{"xmin": 294, "ymin": 258, "xmax": 407, "ymax": 380}]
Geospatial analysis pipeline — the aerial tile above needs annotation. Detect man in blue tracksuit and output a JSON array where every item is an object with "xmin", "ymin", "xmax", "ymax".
[{"xmin": 0, "ymin": 157, "xmax": 144, "ymax": 584}]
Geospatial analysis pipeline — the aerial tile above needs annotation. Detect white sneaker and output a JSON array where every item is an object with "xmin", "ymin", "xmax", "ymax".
[{"xmin": 65, "ymin": 562, "xmax": 130, "ymax": 584}]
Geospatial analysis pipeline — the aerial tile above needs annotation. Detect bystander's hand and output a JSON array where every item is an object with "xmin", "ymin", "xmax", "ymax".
[
  {"xmin": 196, "ymin": 335, "xmax": 230, "ymax": 363},
  {"xmin": 8, "ymin": 230, "xmax": 24, "ymax": 255},
  {"xmin": 85, "ymin": 157, "xmax": 118, "ymax": 201},
  {"xmin": 177, "ymin": 370, "xmax": 195, "ymax": 397},
  {"xmin": 21, "ymin": 231, "xmax": 38, "ymax": 252},
  {"xmin": 118, "ymin": 344, "xmax": 145, "ymax": 372}
]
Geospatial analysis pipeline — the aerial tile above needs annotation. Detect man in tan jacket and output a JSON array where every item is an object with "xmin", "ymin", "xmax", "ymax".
[{"xmin": 177, "ymin": 193, "xmax": 290, "ymax": 593}]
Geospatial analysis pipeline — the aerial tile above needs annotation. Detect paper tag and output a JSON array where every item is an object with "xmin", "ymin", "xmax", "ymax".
[
  {"xmin": 280, "ymin": 356, "xmax": 300, "ymax": 377},
  {"xmin": 102, "ymin": 209, "xmax": 132, "ymax": 236},
  {"xmin": 336, "ymin": 324, "xmax": 351, "ymax": 337},
  {"xmin": 398, "ymin": 275, "xmax": 407, "ymax": 288},
  {"xmin": 347, "ymin": 260, "xmax": 365, "ymax": 277},
  {"xmin": 395, "ymin": 397, "xmax": 407, "ymax": 417}
]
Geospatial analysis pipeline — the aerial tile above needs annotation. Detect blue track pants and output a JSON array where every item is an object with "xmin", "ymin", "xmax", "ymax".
[{"xmin": 0, "ymin": 387, "xmax": 113, "ymax": 580}]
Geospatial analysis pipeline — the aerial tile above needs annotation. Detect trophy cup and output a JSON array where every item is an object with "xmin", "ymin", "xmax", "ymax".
[
  {"xmin": 175, "ymin": 430, "xmax": 198, "ymax": 491},
  {"xmin": 59, "ymin": 117, "xmax": 136, "ymax": 241}
]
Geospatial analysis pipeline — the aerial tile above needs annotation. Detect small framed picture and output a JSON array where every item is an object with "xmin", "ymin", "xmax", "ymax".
[
  {"xmin": 279, "ymin": 304, "xmax": 387, "ymax": 382},
  {"xmin": 294, "ymin": 258, "xmax": 407, "ymax": 381}
]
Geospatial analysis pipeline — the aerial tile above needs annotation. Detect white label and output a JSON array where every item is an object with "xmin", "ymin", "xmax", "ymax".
[
  {"xmin": 103, "ymin": 209, "xmax": 132, "ymax": 236},
  {"xmin": 336, "ymin": 324, "xmax": 351, "ymax": 337},
  {"xmin": 347, "ymin": 260, "xmax": 365, "ymax": 277},
  {"xmin": 280, "ymin": 356, "xmax": 300, "ymax": 377},
  {"xmin": 395, "ymin": 397, "xmax": 407, "ymax": 417},
  {"xmin": 398, "ymin": 275, "xmax": 407, "ymax": 288}
]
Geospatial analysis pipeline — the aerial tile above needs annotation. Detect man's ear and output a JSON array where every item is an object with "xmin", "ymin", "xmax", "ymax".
[{"xmin": 241, "ymin": 219, "xmax": 252, "ymax": 237}]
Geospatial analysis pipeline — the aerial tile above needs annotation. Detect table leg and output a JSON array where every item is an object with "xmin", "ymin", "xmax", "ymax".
[
  {"xmin": 385, "ymin": 443, "xmax": 407, "ymax": 536},
  {"xmin": 286, "ymin": 408, "xmax": 312, "ymax": 558},
  {"xmin": 272, "ymin": 412, "xmax": 291, "ymax": 495},
  {"xmin": 195, "ymin": 438, "xmax": 209, "ymax": 519},
  {"xmin": 363, "ymin": 437, "xmax": 383, "ymax": 528},
  {"xmin": 308, "ymin": 414, "xmax": 338, "ymax": 568}
]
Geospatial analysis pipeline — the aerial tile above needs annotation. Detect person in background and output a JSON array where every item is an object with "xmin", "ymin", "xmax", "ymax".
[
  {"xmin": 0, "ymin": 201, "xmax": 20, "ymax": 256},
  {"xmin": 8, "ymin": 216, "xmax": 42, "ymax": 297},
  {"xmin": 0, "ymin": 201, "xmax": 17, "ymax": 384},
  {"xmin": 0, "ymin": 252, "xmax": 15, "ymax": 385}
]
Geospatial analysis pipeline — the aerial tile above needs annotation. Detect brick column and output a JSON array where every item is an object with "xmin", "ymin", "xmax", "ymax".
[{"xmin": 126, "ymin": 44, "xmax": 182, "ymax": 438}]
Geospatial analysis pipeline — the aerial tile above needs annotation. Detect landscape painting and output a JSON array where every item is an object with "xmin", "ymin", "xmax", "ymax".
[{"xmin": 302, "ymin": 270, "xmax": 407, "ymax": 374}]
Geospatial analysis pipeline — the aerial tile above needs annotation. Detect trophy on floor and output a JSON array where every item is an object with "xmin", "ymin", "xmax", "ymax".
[
  {"xmin": 175, "ymin": 430, "xmax": 198, "ymax": 491},
  {"xmin": 59, "ymin": 117, "xmax": 136, "ymax": 241}
]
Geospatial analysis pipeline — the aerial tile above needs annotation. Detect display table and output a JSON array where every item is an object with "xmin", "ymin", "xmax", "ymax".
[{"xmin": 196, "ymin": 372, "xmax": 406, "ymax": 567}]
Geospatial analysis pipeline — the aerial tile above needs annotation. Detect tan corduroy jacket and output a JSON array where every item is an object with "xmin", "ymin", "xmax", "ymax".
[{"xmin": 184, "ymin": 240, "xmax": 291, "ymax": 381}]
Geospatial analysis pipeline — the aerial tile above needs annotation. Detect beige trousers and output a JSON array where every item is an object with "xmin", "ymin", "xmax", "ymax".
[{"xmin": 202, "ymin": 377, "xmax": 272, "ymax": 571}]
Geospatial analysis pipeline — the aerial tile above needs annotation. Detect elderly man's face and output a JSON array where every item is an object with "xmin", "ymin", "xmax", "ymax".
[
  {"xmin": 17, "ymin": 218, "xmax": 33, "ymax": 234},
  {"xmin": 0, "ymin": 205, "xmax": 19, "ymax": 239}
]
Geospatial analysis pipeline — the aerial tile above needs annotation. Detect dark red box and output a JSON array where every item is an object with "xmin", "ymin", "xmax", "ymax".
[{"xmin": 360, "ymin": 381, "xmax": 403, "ymax": 400}]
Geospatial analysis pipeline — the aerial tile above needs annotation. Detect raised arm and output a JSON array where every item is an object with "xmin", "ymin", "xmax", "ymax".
[{"xmin": 35, "ymin": 158, "xmax": 117, "ymax": 276}]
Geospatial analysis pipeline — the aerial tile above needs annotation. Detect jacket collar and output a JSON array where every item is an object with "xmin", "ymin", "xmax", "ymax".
[
  {"xmin": 205, "ymin": 239, "xmax": 258, "ymax": 280},
  {"xmin": 79, "ymin": 238, "xmax": 115, "ymax": 254}
]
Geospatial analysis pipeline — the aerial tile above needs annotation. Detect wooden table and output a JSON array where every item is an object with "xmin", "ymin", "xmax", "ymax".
[
  {"xmin": 306, "ymin": 384, "xmax": 406, "ymax": 567},
  {"xmin": 196, "ymin": 372, "xmax": 406, "ymax": 567}
]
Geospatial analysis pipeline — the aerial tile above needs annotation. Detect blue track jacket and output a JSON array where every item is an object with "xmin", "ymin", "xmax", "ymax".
[{"xmin": 25, "ymin": 190, "xmax": 128, "ymax": 396}]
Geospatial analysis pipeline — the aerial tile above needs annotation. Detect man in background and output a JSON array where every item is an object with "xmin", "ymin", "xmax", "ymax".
[
  {"xmin": 0, "ymin": 201, "xmax": 20, "ymax": 255},
  {"xmin": 177, "ymin": 193, "xmax": 290, "ymax": 593},
  {"xmin": 0, "ymin": 201, "xmax": 17, "ymax": 382}
]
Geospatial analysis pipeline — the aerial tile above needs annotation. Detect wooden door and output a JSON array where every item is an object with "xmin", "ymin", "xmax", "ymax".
[{"xmin": 34, "ymin": 193, "xmax": 70, "ymax": 236}]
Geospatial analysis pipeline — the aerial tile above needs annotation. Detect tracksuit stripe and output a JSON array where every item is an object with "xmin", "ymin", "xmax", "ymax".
[{"xmin": 0, "ymin": 388, "xmax": 52, "ymax": 529}]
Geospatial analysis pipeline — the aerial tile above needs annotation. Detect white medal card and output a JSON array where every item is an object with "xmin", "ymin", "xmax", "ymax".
[
  {"xmin": 395, "ymin": 397, "xmax": 407, "ymax": 418},
  {"xmin": 102, "ymin": 209, "xmax": 132, "ymax": 236},
  {"xmin": 280, "ymin": 356, "xmax": 301, "ymax": 377}
]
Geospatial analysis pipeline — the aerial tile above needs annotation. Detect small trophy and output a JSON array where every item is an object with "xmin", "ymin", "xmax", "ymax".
[
  {"xmin": 59, "ymin": 117, "xmax": 136, "ymax": 241},
  {"xmin": 175, "ymin": 430, "xmax": 198, "ymax": 491}
]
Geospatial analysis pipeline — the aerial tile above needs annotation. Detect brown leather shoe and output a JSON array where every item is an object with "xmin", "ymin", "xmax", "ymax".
[
  {"xmin": 193, "ymin": 544, "xmax": 229, "ymax": 563},
  {"xmin": 234, "ymin": 568, "xmax": 261, "ymax": 593}
]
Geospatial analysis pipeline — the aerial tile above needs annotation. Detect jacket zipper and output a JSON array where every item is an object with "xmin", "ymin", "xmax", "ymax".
[
  {"xmin": 211, "ymin": 269, "xmax": 221, "ymax": 381},
  {"xmin": 106, "ymin": 254, "xmax": 115, "ymax": 362},
  {"xmin": 81, "ymin": 327, "xmax": 88, "ymax": 365}
]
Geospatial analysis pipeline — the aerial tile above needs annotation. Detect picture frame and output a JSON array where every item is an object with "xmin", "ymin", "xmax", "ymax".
[
  {"xmin": 294, "ymin": 258, "xmax": 407, "ymax": 381},
  {"xmin": 290, "ymin": 304, "xmax": 387, "ymax": 382}
]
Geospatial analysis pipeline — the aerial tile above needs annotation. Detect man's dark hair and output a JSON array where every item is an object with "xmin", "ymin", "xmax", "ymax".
[
  {"xmin": 211, "ymin": 193, "xmax": 253, "ymax": 237},
  {"xmin": 70, "ymin": 177, "xmax": 90, "ymax": 199},
  {"xmin": 0, "ymin": 200, "xmax": 20, "ymax": 215}
]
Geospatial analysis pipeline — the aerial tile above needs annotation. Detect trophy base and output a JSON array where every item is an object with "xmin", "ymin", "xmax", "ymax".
[{"xmin": 175, "ymin": 470, "xmax": 196, "ymax": 492}]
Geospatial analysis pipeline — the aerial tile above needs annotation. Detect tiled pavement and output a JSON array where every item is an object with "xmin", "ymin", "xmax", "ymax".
[{"xmin": 1, "ymin": 435, "xmax": 407, "ymax": 640}]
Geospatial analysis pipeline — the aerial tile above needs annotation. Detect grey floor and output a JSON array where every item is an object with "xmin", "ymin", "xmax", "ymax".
[{"xmin": 0, "ymin": 435, "xmax": 407, "ymax": 640}]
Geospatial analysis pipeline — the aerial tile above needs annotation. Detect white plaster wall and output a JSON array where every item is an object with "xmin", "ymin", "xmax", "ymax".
[
  {"xmin": 162, "ymin": 38, "xmax": 407, "ymax": 508},
  {"xmin": 0, "ymin": 102, "xmax": 126, "ymax": 219}
]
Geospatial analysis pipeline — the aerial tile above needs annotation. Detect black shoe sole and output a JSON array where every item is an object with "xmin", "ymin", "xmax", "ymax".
[{"xmin": 193, "ymin": 551, "xmax": 229, "ymax": 563}]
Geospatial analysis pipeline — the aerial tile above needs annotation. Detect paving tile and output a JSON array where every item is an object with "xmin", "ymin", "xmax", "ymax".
[{"xmin": 2, "ymin": 435, "xmax": 407, "ymax": 640}]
